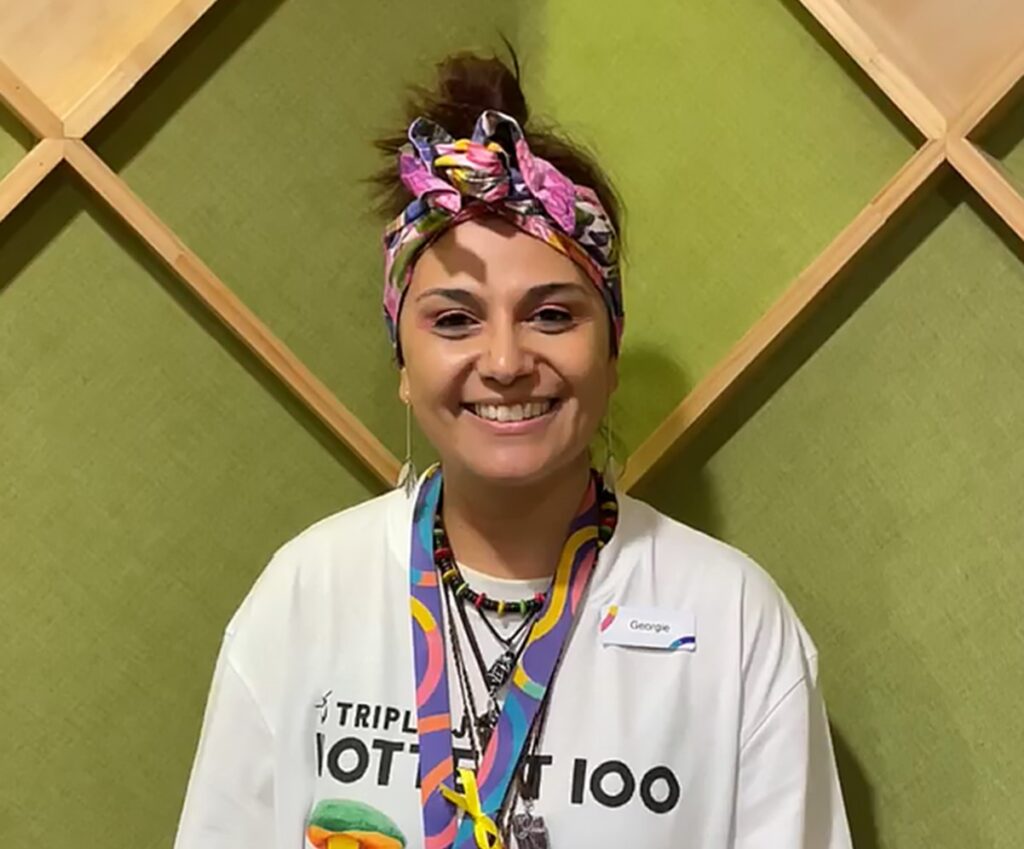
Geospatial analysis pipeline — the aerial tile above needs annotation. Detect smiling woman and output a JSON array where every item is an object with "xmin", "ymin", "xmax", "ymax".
[
  {"xmin": 173, "ymin": 48, "xmax": 853, "ymax": 849},
  {"xmin": 398, "ymin": 217, "xmax": 616, "ymax": 494}
]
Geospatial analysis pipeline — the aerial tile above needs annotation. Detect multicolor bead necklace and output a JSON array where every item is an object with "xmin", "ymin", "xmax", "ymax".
[
  {"xmin": 433, "ymin": 477, "xmax": 620, "ymax": 847},
  {"xmin": 433, "ymin": 525, "xmax": 547, "ymax": 616}
]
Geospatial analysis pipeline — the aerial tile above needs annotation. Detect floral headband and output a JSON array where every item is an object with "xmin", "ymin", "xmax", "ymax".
[{"xmin": 381, "ymin": 109, "xmax": 624, "ymax": 354}]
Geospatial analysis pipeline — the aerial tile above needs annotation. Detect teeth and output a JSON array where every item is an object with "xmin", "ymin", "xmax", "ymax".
[{"xmin": 473, "ymin": 400, "xmax": 553, "ymax": 422}]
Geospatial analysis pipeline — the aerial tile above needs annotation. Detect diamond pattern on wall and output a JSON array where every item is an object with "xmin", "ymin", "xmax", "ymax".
[
  {"xmin": 88, "ymin": 0, "xmax": 521, "ymax": 467},
  {"xmin": 0, "ymin": 0, "xmax": 217, "ymax": 136},
  {"xmin": 0, "ymin": 172, "xmax": 381, "ymax": 845},
  {"xmin": 531, "ymin": 0, "xmax": 919, "ymax": 454},
  {"xmin": 3, "ymin": 1, "xmax": 1024, "ymax": 847},
  {"xmin": 635, "ymin": 176, "xmax": 1024, "ymax": 848},
  {"xmin": 0, "ymin": 0, "xmax": 1022, "ymax": 491}
]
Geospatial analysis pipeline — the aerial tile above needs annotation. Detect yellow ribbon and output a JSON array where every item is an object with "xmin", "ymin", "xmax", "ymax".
[{"xmin": 439, "ymin": 768, "xmax": 504, "ymax": 849}]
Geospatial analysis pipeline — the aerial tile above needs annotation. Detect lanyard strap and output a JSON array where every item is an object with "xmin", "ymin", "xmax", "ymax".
[{"xmin": 409, "ymin": 465, "xmax": 601, "ymax": 849}]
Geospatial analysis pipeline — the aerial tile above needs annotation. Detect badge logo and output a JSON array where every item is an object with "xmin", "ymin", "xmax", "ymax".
[{"xmin": 599, "ymin": 604, "xmax": 697, "ymax": 651}]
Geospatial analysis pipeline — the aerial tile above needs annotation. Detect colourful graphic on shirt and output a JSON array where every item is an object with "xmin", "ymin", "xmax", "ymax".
[{"xmin": 306, "ymin": 799, "xmax": 407, "ymax": 849}]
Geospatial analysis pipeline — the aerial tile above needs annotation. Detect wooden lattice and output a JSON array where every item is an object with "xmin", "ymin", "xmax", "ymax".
[{"xmin": 1, "ymin": 0, "xmax": 1023, "ymax": 490}]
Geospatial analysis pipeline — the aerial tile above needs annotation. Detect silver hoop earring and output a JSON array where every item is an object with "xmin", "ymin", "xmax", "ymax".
[{"xmin": 396, "ymin": 399, "xmax": 418, "ymax": 497}]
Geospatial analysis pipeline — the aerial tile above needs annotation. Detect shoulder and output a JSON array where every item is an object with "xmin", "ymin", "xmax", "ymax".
[
  {"xmin": 617, "ymin": 495, "xmax": 794, "ymax": 609},
  {"xmin": 270, "ymin": 487, "xmax": 406, "ymax": 571},
  {"xmin": 224, "ymin": 487, "xmax": 408, "ymax": 638},
  {"xmin": 614, "ymin": 494, "xmax": 819, "ymax": 675},
  {"xmin": 215, "ymin": 488, "xmax": 409, "ymax": 716}
]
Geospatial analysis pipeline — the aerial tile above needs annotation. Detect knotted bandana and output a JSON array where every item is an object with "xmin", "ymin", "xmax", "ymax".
[{"xmin": 382, "ymin": 109, "xmax": 624, "ymax": 353}]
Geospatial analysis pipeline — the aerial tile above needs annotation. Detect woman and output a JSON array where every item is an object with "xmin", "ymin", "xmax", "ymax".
[{"xmin": 174, "ymin": 51, "xmax": 852, "ymax": 849}]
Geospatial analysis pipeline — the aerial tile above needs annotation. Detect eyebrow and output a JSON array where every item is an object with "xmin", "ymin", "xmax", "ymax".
[{"xmin": 415, "ymin": 281, "xmax": 588, "ymax": 307}]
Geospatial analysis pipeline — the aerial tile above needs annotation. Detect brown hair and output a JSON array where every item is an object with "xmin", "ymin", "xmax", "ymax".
[{"xmin": 369, "ymin": 45, "xmax": 624, "ymax": 243}]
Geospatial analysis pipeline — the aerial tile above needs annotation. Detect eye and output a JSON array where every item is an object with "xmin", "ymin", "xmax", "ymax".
[
  {"xmin": 531, "ymin": 307, "xmax": 574, "ymax": 329},
  {"xmin": 433, "ymin": 311, "xmax": 477, "ymax": 332}
]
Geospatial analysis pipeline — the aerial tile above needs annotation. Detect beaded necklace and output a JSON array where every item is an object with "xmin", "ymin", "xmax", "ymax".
[
  {"xmin": 449, "ymin": 587, "xmax": 537, "ymax": 752},
  {"xmin": 435, "ymin": 506, "xmax": 547, "ymax": 750},
  {"xmin": 417, "ymin": 470, "xmax": 619, "ymax": 848},
  {"xmin": 434, "ymin": 525, "xmax": 547, "ymax": 616}
]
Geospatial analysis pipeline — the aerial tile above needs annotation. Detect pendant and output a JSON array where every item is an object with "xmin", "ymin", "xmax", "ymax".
[
  {"xmin": 485, "ymin": 649, "xmax": 517, "ymax": 691},
  {"xmin": 511, "ymin": 810, "xmax": 550, "ymax": 849},
  {"xmin": 476, "ymin": 701, "xmax": 501, "ymax": 751}
]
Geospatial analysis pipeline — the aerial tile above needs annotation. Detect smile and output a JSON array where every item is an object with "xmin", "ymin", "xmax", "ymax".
[{"xmin": 464, "ymin": 400, "xmax": 558, "ymax": 423}]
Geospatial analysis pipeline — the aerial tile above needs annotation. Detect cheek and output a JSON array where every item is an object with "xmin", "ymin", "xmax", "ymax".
[
  {"xmin": 564, "ymin": 359, "xmax": 613, "ymax": 411},
  {"xmin": 406, "ymin": 363, "xmax": 451, "ymax": 408},
  {"xmin": 403, "ymin": 344, "xmax": 469, "ymax": 409}
]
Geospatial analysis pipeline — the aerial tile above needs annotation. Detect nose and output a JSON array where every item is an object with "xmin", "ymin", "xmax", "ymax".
[{"xmin": 477, "ymin": 321, "xmax": 534, "ymax": 384}]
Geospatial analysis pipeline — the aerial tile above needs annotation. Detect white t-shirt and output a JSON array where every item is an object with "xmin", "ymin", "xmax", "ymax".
[{"xmin": 174, "ymin": 482, "xmax": 852, "ymax": 849}]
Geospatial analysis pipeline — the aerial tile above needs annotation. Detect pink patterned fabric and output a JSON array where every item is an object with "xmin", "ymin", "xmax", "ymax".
[{"xmin": 382, "ymin": 110, "xmax": 624, "ymax": 353}]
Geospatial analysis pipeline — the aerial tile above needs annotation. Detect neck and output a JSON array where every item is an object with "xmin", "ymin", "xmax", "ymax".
[{"xmin": 440, "ymin": 456, "xmax": 593, "ymax": 581}]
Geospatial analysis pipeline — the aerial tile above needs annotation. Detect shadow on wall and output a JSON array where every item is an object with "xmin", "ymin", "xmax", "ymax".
[
  {"xmin": 830, "ymin": 729, "xmax": 879, "ymax": 849},
  {"xmin": 1, "ymin": 100, "xmax": 35, "ymax": 150},
  {"xmin": 88, "ymin": 0, "xmax": 288, "ymax": 168},
  {"xmin": 0, "ymin": 169, "xmax": 382, "ymax": 493},
  {"xmin": 85, "ymin": 0, "xmax": 525, "ymax": 463},
  {"xmin": 612, "ymin": 342, "xmax": 695, "ymax": 473},
  {"xmin": 778, "ymin": 0, "xmax": 920, "ymax": 147},
  {"xmin": 629, "ymin": 169, "xmax": 1004, "ymax": 849},
  {"xmin": 631, "ymin": 163, "xmax": 955, "ymax": 531},
  {"xmin": 976, "ymin": 76, "xmax": 1024, "ymax": 161},
  {"xmin": 89, "ymin": 0, "xmax": 521, "ymax": 172}
]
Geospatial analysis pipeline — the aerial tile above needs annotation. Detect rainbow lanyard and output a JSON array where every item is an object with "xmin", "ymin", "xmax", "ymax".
[{"xmin": 409, "ymin": 465, "xmax": 602, "ymax": 849}]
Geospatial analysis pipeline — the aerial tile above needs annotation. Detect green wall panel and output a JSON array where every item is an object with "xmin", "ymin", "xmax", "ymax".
[
  {"xmin": 529, "ymin": 0, "xmax": 918, "ymax": 451},
  {"xmin": 0, "ymin": 174, "xmax": 380, "ymax": 847},
  {"xmin": 0, "ymin": 103, "xmax": 31, "ymax": 177},
  {"xmin": 3, "ymin": 3, "xmax": 1021, "ymax": 848},
  {"xmin": 1004, "ymin": 146, "xmax": 1024, "ymax": 182},
  {"xmin": 91, "ymin": 0, "xmax": 522, "ymax": 466},
  {"xmin": 984, "ymin": 95, "xmax": 1024, "ymax": 183},
  {"xmin": 90, "ymin": 0, "xmax": 917, "ymax": 462},
  {"xmin": 638, "ymin": 177, "xmax": 1024, "ymax": 849}
]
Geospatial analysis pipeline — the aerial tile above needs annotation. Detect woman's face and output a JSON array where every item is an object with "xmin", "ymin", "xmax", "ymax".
[{"xmin": 397, "ymin": 215, "xmax": 617, "ymax": 488}]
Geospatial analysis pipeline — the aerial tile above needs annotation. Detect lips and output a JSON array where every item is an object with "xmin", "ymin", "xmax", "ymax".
[{"xmin": 461, "ymin": 399, "xmax": 561, "ymax": 423}]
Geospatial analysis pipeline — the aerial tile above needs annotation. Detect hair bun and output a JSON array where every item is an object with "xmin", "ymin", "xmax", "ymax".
[
  {"xmin": 431, "ymin": 51, "xmax": 529, "ymax": 129},
  {"xmin": 371, "ymin": 45, "xmax": 623, "ymax": 251}
]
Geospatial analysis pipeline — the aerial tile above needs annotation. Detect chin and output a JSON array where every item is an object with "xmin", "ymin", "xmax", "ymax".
[{"xmin": 458, "ymin": 449, "xmax": 580, "ymax": 488}]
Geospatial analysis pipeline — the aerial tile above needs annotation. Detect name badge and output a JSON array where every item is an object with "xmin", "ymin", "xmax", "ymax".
[{"xmin": 599, "ymin": 604, "xmax": 697, "ymax": 652}]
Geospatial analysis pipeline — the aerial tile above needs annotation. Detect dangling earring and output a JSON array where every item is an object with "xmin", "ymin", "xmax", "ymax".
[
  {"xmin": 396, "ymin": 397, "xmax": 418, "ymax": 497},
  {"xmin": 602, "ymin": 406, "xmax": 624, "ymax": 491}
]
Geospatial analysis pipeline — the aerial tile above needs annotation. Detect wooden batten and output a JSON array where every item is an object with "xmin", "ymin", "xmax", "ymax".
[
  {"xmin": 809, "ymin": 0, "xmax": 1024, "ymax": 122},
  {"xmin": 61, "ymin": 139, "xmax": 401, "ymax": 487},
  {"xmin": 621, "ymin": 140, "xmax": 947, "ymax": 492},
  {"xmin": 947, "ymin": 138, "xmax": 1024, "ymax": 243},
  {"xmin": 63, "ymin": 0, "xmax": 219, "ymax": 138},
  {"xmin": 0, "ymin": 139, "xmax": 64, "ymax": 225},
  {"xmin": 0, "ymin": 0, "xmax": 215, "ymax": 130},
  {"xmin": 0, "ymin": 58, "xmax": 62, "ymax": 139},
  {"xmin": 950, "ymin": 51, "xmax": 1024, "ymax": 140},
  {"xmin": 0, "ymin": 1, "xmax": 1023, "ymax": 496},
  {"xmin": 795, "ymin": 0, "xmax": 946, "ymax": 138}
]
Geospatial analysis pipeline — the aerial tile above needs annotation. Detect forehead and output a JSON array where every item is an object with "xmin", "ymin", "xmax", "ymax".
[{"xmin": 408, "ymin": 215, "xmax": 592, "ymax": 297}]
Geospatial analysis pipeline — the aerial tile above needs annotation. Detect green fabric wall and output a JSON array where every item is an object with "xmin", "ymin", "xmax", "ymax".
[
  {"xmin": 988, "ymin": 95, "xmax": 1024, "ymax": 183},
  {"xmin": 637, "ymin": 180, "xmax": 1024, "ymax": 848},
  {"xmin": 1, "ymin": 1, "xmax": 1020, "ymax": 847}
]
